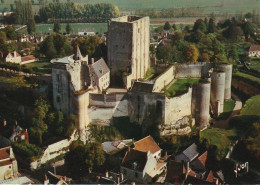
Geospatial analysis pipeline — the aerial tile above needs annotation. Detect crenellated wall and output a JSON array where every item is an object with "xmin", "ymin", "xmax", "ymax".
[{"xmin": 176, "ymin": 62, "xmax": 213, "ymax": 78}]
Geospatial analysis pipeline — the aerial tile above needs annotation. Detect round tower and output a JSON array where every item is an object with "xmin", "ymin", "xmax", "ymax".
[
  {"xmin": 211, "ymin": 70, "xmax": 225, "ymax": 117},
  {"xmin": 194, "ymin": 80, "xmax": 211, "ymax": 129},
  {"xmin": 216, "ymin": 63, "xmax": 232, "ymax": 100}
]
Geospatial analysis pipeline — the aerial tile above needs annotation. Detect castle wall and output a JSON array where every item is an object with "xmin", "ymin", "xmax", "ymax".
[
  {"xmin": 176, "ymin": 62, "xmax": 213, "ymax": 78},
  {"xmin": 211, "ymin": 71, "xmax": 225, "ymax": 117},
  {"xmin": 192, "ymin": 81, "xmax": 211, "ymax": 129},
  {"xmin": 216, "ymin": 64, "xmax": 232, "ymax": 100},
  {"xmin": 88, "ymin": 93, "xmax": 128, "ymax": 121},
  {"xmin": 164, "ymin": 88, "xmax": 192, "ymax": 125},
  {"xmin": 107, "ymin": 16, "xmax": 150, "ymax": 88},
  {"xmin": 152, "ymin": 65, "xmax": 175, "ymax": 92},
  {"xmin": 52, "ymin": 66, "xmax": 70, "ymax": 115}
]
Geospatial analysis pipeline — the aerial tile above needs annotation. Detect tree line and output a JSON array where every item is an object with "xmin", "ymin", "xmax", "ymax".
[{"xmin": 38, "ymin": 2, "xmax": 120, "ymax": 23}]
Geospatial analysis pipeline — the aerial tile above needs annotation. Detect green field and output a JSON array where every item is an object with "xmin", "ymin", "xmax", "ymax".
[
  {"xmin": 234, "ymin": 71, "xmax": 260, "ymax": 83},
  {"xmin": 1, "ymin": 0, "xmax": 260, "ymax": 14},
  {"xmin": 23, "ymin": 61, "xmax": 52, "ymax": 74},
  {"xmin": 165, "ymin": 78, "xmax": 199, "ymax": 97},
  {"xmin": 200, "ymin": 128, "xmax": 238, "ymax": 159},
  {"xmin": 19, "ymin": 23, "xmax": 108, "ymax": 34},
  {"xmin": 249, "ymin": 60, "xmax": 260, "ymax": 70}
]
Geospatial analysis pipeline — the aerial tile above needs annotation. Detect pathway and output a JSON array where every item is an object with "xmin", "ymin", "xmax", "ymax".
[{"xmin": 213, "ymin": 92, "xmax": 242, "ymax": 129}]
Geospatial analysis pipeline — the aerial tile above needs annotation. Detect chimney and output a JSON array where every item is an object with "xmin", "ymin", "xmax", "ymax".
[
  {"xmin": 91, "ymin": 58, "xmax": 94, "ymax": 64},
  {"xmin": 186, "ymin": 162, "xmax": 190, "ymax": 172},
  {"xmin": 3, "ymin": 119, "xmax": 6, "ymax": 126},
  {"xmin": 120, "ymin": 173, "xmax": 124, "ymax": 182},
  {"xmin": 117, "ymin": 176, "xmax": 120, "ymax": 184},
  {"xmin": 105, "ymin": 171, "xmax": 109, "ymax": 178}
]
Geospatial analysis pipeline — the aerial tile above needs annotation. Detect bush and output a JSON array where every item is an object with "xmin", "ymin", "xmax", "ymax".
[{"xmin": 12, "ymin": 142, "xmax": 42, "ymax": 162}]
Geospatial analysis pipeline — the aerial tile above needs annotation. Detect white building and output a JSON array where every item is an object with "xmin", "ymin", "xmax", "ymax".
[
  {"xmin": 5, "ymin": 51, "xmax": 36, "ymax": 65},
  {"xmin": 249, "ymin": 45, "xmax": 260, "ymax": 58},
  {"xmin": 0, "ymin": 146, "xmax": 18, "ymax": 180}
]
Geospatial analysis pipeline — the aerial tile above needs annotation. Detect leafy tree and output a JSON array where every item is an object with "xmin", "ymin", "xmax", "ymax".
[
  {"xmin": 29, "ymin": 97, "xmax": 49, "ymax": 144},
  {"xmin": 0, "ymin": 31, "xmax": 7, "ymax": 45},
  {"xmin": 183, "ymin": 44, "xmax": 199, "ymax": 64},
  {"xmin": 65, "ymin": 141, "xmax": 105, "ymax": 177},
  {"xmin": 172, "ymin": 23, "xmax": 177, "ymax": 30},
  {"xmin": 244, "ymin": 12, "xmax": 252, "ymax": 19},
  {"xmin": 1, "ymin": 0, "xmax": 4, "ymax": 4},
  {"xmin": 208, "ymin": 18, "xmax": 216, "ymax": 33},
  {"xmin": 242, "ymin": 21, "xmax": 255, "ymax": 38},
  {"xmin": 71, "ymin": 35, "xmax": 101, "ymax": 56},
  {"xmin": 3, "ymin": 26, "xmax": 17, "ymax": 40},
  {"xmin": 164, "ymin": 21, "xmax": 171, "ymax": 31},
  {"xmin": 156, "ymin": 45, "xmax": 173, "ymax": 62},
  {"xmin": 200, "ymin": 53, "xmax": 210, "ymax": 62},
  {"xmin": 193, "ymin": 19, "xmax": 207, "ymax": 33},
  {"xmin": 172, "ymin": 30, "xmax": 184, "ymax": 44},
  {"xmin": 66, "ymin": 23, "xmax": 72, "ymax": 34},
  {"xmin": 53, "ymin": 22, "xmax": 61, "ymax": 33},
  {"xmin": 27, "ymin": 18, "xmax": 36, "ymax": 34}
]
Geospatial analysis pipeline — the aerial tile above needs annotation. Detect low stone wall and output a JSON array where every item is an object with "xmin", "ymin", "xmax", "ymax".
[
  {"xmin": 89, "ymin": 93, "xmax": 126, "ymax": 107},
  {"xmin": 153, "ymin": 65, "xmax": 175, "ymax": 92},
  {"xmin": 88, "ymin": 98, "xmax": 128, "ymax": 121},
  {"xmin": 176, "ymin": 62, "xmax": 213, "ymax": 78},
  {"xmin": 164, "ymin": 88, "xmax": 192, "ymax": 124},
  {"xmin": 30, "ymin": 130, "xmax": 77, "ymax": 170}
]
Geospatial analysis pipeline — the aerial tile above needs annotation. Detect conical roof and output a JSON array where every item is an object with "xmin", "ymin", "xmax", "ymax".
[{"xmin": 73, "ymin": 45, "xmax": 82, "ymax": 60}]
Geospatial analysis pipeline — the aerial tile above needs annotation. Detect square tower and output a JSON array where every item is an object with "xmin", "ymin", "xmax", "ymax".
[{"xmin": 107, "ymin": 16, "xmax": 150, "ymax": 88}]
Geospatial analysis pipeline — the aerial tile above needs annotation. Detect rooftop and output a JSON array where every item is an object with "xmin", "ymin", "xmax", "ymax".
[
  {"xmin": 134, "ymin": 135, "xmax": 161, "ymax": 154},
  {"xmin": 0, "ymin": 146, "xmax": 11, "ymax": 161},
  {"xmin": 130, "ymin": 81, "xmax": 154, "ymax": 93},
  {"xmin": 91, "ymin": 58, "xmax": 110, "ymax": 78},
  {"xmin": 122, "ymin": 149, "xmax": 147, "ymax": 171},
  {"xmin": 182, "ymin": 143, "xmax": 199, "ymax": 162},
  {"xmin": 249, "ymin": 45, "xmax": 260, "ymax": 52}
]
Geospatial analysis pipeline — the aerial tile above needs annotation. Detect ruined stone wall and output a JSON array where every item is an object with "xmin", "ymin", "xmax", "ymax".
[
  {"xmin": 164, "ymin": 88, "xmax": 192, "ymax": 125},
  {"xmin": 176, "ymin": 62, "xmax": 213, "ymax": 78},
  {"xmin": 52, "ymin": 66, "xmax": 70, "ymax": 115},
  {"xmin": 128, "ymin": 92, "xmax": 165, "ymax": 127},
  {"xmin": 153, "ymin": 65, "xmax": 175, "ymax": 92},
  {"xmin": 107, "ymin": 16, "xmax": 150, "ymax": 88}
]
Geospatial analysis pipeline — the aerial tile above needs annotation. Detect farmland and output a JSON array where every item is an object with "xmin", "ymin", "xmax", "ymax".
[{"xmin": 1, "ymin": 0, "xmax": 260, "ymax": 14}]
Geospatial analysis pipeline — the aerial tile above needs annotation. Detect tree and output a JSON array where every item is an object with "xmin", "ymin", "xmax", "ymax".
[
  {"xmin": 172, "ymin": 30, "xmax": 184, "ymax": 44},
  {"xmin": 71, "ymin": 36, "xmax": 101, "ymax": 56},
  {"xmin": 244, "ymin": 12, "xmax": 252, "ymax": 19},
  {"xmin": 164, "ymin": 21, "xmax": 171, "ymax": 31},
  {"xmin": 0, "ymin": 31, "xmax": 7, "ymax": 45},
  {"xmin": 65, "ymin": 141, "xmax": 105, "ymax": 177},
  {"xmin": 208, "ymin": 18, "xmax": 216, "ymax": 33},
  {"xmin": 193, "ymin": 19, "xmax": 207, "ymax": 33},
  {"xmin": 66, "ymin": 23, "xmax": 72, "ymax": 34},
  {"xmin": 183, "ymin": 44, "xmax": 199, "ymax": 64},
  {"xmin": 200, "ymin": 53, "xmax": 210, "ymax": 62},
  {"xmin": 53, "ymin": 22, "xmax": 61, "ymax": 33},
  {"xmin": 156, "ymin": 45, "xmax": 173, "ymax": 62},
  {"xmin": 27, "ymin": 18, "xmax": 36, "ymax": 34},
  {"xmin": 29, "ymin": 97, "xmax": 49, "ymax": 144},
  {"xmin": 172, "ymin": 23, "xmax": 177, "ymax": 30},
  {"xmin": 1, "ymin": 0, "xmax": 4, "ymax": 3}
]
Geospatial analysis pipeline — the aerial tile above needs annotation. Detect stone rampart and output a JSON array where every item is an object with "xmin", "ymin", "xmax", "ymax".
[
  {"xmin": 164, "ymin": 88, "xmax": 192, "ymax": 124},
  {"xmin": 176, "ymin": 62, "xmax": 213, "ymax": 78},
  {"xmin": 153, "ymin": 65, "xmax": 175, "ymax": 92}
]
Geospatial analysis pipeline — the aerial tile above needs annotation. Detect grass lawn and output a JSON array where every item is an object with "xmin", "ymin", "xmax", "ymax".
[
  {"xmin": 240, "ymin": 95, "xmax": 260, "ymax": 117},
  {"xmin": 0, "ymin": 71, "xmax": 30, "ymax": 88},
  {"xmin": 19, "ymin": 23, "xmax": 108, "ymax": 35},
  {"xmin": 200, "ymin": 128, "xmax": 238, "ymax": 160},
  {"xmin": 23, "ymin": 61, "xmax": 52, "ymax": 74},
  {"xmin": 165, "ymin": 78, "xmax": 199, "ymax": 97},
  {"xmin": 249, "ymin": 59, "xmax": 260, "ymax": 70},
  {"xmin": 216, "ymin": 99, "xmax": 236, "ymax": 120},
  {"xmin": 233, "ymin": 71, "xmax": 260, "ymax": 87}
]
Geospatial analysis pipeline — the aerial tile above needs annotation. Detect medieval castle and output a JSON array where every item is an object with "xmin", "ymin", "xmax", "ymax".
[{"xmin": 51, "ymin": 16, "xmax": 232, "ymax": 141}]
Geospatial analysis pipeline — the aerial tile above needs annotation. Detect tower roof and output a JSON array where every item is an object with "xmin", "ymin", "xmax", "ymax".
[{"xmin": 73, "ymin": 45, "xmax": 82, "ymax": 60}]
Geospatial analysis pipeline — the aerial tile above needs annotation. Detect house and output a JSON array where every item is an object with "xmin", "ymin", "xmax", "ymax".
[
  {"xmin": 120, "ymin": 136, "xmax": 167, "ymax": 183},
  {"xmin": 5, "ymin": 51, "xmax": 36, "ymax": 65},
  {"xmin": 44, "ymin": 171, "xmax": 72, "ymax": 184},
  {"xmin": 249, "ymin": 45, "xmax": 260, "ymax": 58},
  {"xmin": 175, "ymin": 143, "xmax": 199, "ymax": 163},
  {"xmin": 9, "ymin": 125, "xmax": 29, "ymax": 143},
  {"xmin": 89, "ymin": 58, "xmax": 110, "ymax": 92},
  {"xmin": 19, "ymin": 34, "xmax": 44, "ymax": 43},
  {"xmin": 78, "ymin": 31, "xmax": 95, "ymax": 36},
  {"xmin": 0, "ymin": 146, "xmax": 18, "ymax": 180}
]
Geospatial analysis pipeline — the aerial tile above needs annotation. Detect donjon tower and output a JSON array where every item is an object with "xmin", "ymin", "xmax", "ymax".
[{"xmin": 107, "ymin": 16, "xmax": 150, "ymax": 89}]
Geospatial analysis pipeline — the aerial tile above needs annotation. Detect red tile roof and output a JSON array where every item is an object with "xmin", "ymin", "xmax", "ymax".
[
  {"xmin": 134, "ymin": 136, "xmax": 161, "ymax": 154},
  {"xmin": 249, "ymin": 45, "xmax": 260, "ymax": 52},
  {"xmin": 198, "ymin": 151, "xmax": 208, "ymax": 166},
  {"xmin": 21, "ymin": 55, "xmax": 36, "ymax": 62},
  {"xmin": 0, "ymin": 146, "xmax": 11, "ymax": 160},
  {"xmin": 204, "ymin": 170, "xmax": 215, "ymax": 183},
  {"xmin": 0, "ymin": 160, "xmax": 13, "ymax": 166}
]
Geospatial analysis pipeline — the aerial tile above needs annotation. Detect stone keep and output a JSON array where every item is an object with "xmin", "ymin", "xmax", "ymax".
[{"xmin": 107, "ymin": 16, "xmax": 150, "ymax": 88}]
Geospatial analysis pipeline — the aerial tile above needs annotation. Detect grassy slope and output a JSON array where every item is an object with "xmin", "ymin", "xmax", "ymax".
[
  {"xmin": 200, "ymin": 128, "xmax": 237, "ymax": 159},
  {"xmin": 240, "ymin": 95, "xmax": 260, "ymax": 117},
  {"xmin": 165, "ymin": 78, "xmax": 199, "ymax": 97}
]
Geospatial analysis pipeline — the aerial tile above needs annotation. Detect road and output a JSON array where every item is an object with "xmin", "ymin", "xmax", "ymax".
[{"xmin": 213, "ymin": 92, "xmax": 242, "ymax": 129}]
